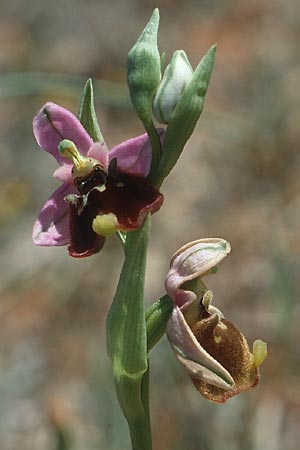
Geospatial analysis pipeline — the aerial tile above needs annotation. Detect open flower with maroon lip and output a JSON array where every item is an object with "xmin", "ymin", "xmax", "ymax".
[
  {"xmin": 33, "ymin": 102, "xmax": 164, "ymax": 257},
  {"xmin": 165, "ymin": 238, "xmax": 267, "ymax": 403}
]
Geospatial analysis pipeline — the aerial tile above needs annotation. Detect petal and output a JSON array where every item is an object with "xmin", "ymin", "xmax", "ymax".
[
  {"xmin": 167, "ymin": 306, "xmax": 234, "ymax": 390},
  {"xmin": 68, "ymin": 197, "xmax": 105, "ymax": 258},
  {"xmin": 109, "ymin": 129, "xmax": 165, "ymax": 177},
  {"xmin": 87, "ymin": 142, "xmax": 109, "ymax": 168},
  {"xmin": 86, "ymin": 173, "xmax": 163, "ymax": 230},
  {"xmin": 33, "ymin": 183, "xmax": 75, "ymax": 246},
  {"xmin": 53, "ymin": 164, "xmax": 73, "ymax": 183},
  {"xmin": 166, "ymin": 268, "xmax": 197, "ymax": 306},
  {"xmin": 166, "ymin": 238, "xmax": 231, "ymax": 306},
  {"xmin": 33, "ymin": 102, "xmax": 93, "ymax": 165}
]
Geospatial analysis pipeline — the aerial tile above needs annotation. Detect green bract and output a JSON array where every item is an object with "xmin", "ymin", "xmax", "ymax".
[
  {"xmin": 146, "ymin": 295, "xmax": 173, "ymax": 352},
  {"xmin": 127, "ymin": 8, "xmax": 163, "ymax": 179},
  {"xmin": 78, "ymin": 78, "xmax": 104, "ymax": 142},
  {"xmin": 127, "ymin": 8, "xmax": 161, "ymax": 127}
]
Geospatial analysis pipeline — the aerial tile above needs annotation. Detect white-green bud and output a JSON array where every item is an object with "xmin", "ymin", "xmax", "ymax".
[{"xmin": 153, "ymin": 50, "xmax": 193, "ymax": 124}]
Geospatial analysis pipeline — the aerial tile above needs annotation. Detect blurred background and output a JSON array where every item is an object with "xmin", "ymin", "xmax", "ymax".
[{"xmin": 1, "ymin": 0, "xmax": 300, "ymax": 449}]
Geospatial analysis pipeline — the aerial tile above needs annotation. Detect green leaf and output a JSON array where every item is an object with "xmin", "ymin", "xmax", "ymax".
[
  {"xmin": 154, "ymin": 44, "xmax": 217, "ymax": 187},
  {"xmin": 106, "ymin": 217, "xmax": 152, "ymax": 450},
  {"xmin": 78, "ymin": 78, "xmax": 104, "ymax": 142},
  {"xmin": 146, "ymin": 295, "xmax": 173, "ymax": 352}
]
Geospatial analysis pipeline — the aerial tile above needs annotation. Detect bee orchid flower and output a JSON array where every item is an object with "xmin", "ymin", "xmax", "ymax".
[
  {"xmin": 33, "ymin": 102, "xmax": 164, "ymax": 257},
  {"xmin": 165, "ymin": 238, "xmax": 267, "ymax": 403}
]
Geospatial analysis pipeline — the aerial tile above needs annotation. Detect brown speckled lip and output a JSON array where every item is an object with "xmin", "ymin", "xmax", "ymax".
[{"xmin": 191, "ymin": 315, "xmax": 259, "ymax": 403}]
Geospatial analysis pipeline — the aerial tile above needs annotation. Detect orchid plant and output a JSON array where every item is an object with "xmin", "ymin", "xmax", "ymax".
[{"xmin": 32, "ymin": 9, "xmax": 267, "ymax": 450}]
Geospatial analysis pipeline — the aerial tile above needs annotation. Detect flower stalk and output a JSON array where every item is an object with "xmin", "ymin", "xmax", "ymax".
[{"xmin": 106, "ymin": 217, "xmax": 152, "ymax": 450}]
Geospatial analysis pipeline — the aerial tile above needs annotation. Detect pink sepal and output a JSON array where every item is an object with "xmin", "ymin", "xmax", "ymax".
[
  {"xmin": 33, "ymin": 183, "xmax": 76, "ymax": 246},
  {"xmin": 33, "ymin": 102, "xmax": 93, "ymax": 165},
  {"xmin": 53, "ymin": 164, "xmax": 73, "ymax": 183},
  {"xmin": 109, "ymin": 129, "xmax": 165, "ymax": 176}
]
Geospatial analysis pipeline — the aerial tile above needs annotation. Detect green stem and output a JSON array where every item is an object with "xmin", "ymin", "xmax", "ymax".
[
  {"xmin": 107, "ymin": 217, "xmax": 152, "ymax": 450},
  {"xmin": 141, "ymin": 362, "xmax": 150, "ymax": 421},
  {"xmin": 115, "ymin": 374, "xmax": 152, "ymax": 450}
]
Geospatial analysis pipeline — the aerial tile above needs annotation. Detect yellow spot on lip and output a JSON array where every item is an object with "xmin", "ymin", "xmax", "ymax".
[
  {"xmin": 116, "ymin": 182, "xmax": 125, "ymax": 188},
  {"xmin": 92, "ymin": 213, "xmax": 119, "ymax": 236},
  {"xmin": 214, "ymin": 335, "xmax": 222, "ymax": 344}
]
